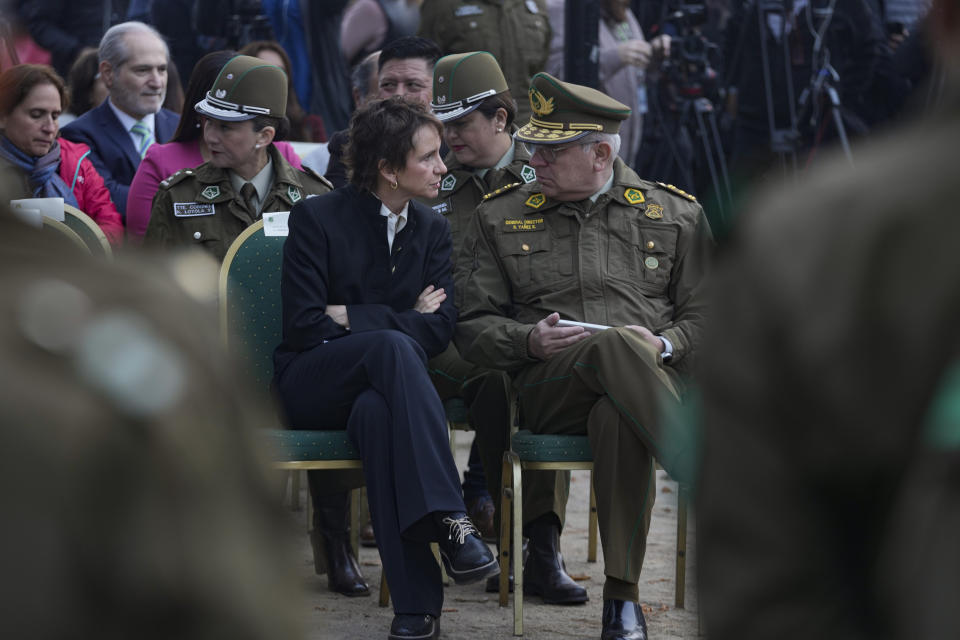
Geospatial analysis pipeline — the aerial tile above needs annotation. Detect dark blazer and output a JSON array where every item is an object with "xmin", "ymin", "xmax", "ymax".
[
  {"xmin": 274, "ymin": 184, "xmax": 456, "ymax": 378},
  {"xmin": 61, "ymin": 100, "xmax": 180, "ymax": 218}
]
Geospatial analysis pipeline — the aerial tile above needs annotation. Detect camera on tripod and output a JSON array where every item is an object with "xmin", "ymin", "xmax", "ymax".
[
  {"xmin": 193, "ymin": 0, "xmax": 274, "ymax": 49},
  {"xmin": 660, "ymin": 2, "xmax": 720, "ymax": 104}
]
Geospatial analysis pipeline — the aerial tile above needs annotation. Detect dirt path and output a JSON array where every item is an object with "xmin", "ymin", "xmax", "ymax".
[{"xmin": 292, "ymin": 434, "xmax": 700, "ymax": 639}]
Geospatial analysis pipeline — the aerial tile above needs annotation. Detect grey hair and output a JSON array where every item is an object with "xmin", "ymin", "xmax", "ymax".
[
  {"xmin": 99, "ymin": 21, "xmax": 168, "ymax": 68},
  {"xmin": 580, "ymin": 132, "xmax": 622, "ymax": 158},
  {"xmin": 350, "ymin": 52, "xmax": 379, "ymax": 100}
]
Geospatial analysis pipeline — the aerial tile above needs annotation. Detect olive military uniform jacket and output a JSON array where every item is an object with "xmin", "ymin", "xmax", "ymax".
[
  {"xmin": 418, "ymin": 0, "xmax": 551, "ymax": 123},
  {"xmin": 454, "ymin": 157, "xmax": 713, "ymax": 373},
  {"xmin": 421, "ymin": 139, "xmax": 536, "ymax": 268},
  {"xmin": 145, "ymin": 145, "xmax": 332, "ymax": 262}
]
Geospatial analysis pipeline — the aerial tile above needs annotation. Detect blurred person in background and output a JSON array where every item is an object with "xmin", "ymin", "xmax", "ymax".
[
  {"xmin": 61, "ymin": 47, "xmax": 108, "ymax": 126},
  {"xmin": 240, "ymin": 39, "xmax": 327, "ymax": 142},
  {"xmin": 126, "ymin": 50, "xmax": 304, "ymax": 242},
  {"xmin": 698, "ymin": 1, "xmax": 960, "ymax": 639},
  {"xmin": 546, "ymin": 0, "xmax": 671, "ymax": 168},
  {"xmin": 419, "ymin": 0, "xmax": 551, "ymax": 123},
  {"xmin": 144, "ymin": 55, "xmax": 329, "ymax": 263},
  {"xmin": 340, "ymin": 0, "xmax": 422, "ymax": 68},
  {"xmin": 0, "ymin": 64, "xmax": 123, "ymax": 244},
  {"xmin": 61, "ymin": 21, "xmax": 179, "ymax": 222}
]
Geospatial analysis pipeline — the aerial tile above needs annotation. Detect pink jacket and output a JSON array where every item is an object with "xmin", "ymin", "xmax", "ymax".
[
  {"xmin": 58, "ymin": 138, "xmax": 124, "ymax": 245},
  {"xmin": 126, "ymin": 140, "xmax": 304, "ymax": 241}
]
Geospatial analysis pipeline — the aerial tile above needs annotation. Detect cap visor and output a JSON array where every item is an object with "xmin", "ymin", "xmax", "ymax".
[
  {"xmin": 194, "ymin": 98, "xmax": 257, "ymax": 122},
  {"xmin": 432, "ymin": 102, "xmax": 480, "ymax": 122},
  {"xmin": 515, "ymin": 122, "xmax": 589, "ymax": 144}
]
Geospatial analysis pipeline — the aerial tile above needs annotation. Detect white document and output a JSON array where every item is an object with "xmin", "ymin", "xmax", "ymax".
[
  {"xmin": 262, "ymin": 211, "xmax": 290, "ymax": 237},
  {"xmin": 556, "ymin": 319, "xmax": 610, "ymax": 333},
  {"xmin": 11, "ymin": 197, "xmax": 65, "ymax": 226}
]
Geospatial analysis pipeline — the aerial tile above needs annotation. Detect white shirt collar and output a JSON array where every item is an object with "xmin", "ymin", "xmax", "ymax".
[
  {"xmin": 589, "ymin": 172, "xmax": 616, "ymax": 203},
  {"xmin": 379, "ymin": 200, "xmax": 410, "ymax": 253}
]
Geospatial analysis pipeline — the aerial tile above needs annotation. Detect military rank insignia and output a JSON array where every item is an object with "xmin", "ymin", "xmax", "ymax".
[
  {"xmin": 288, "ymin": 186, "xmax": 302, "ymax": 203},
  {"xmin": 525, "ymin": 193, "xmax": 546, "ymax": 209},
  {"xmin": 656, "ymin": 181, "xmax": 697, "ymax": 202},
  {"xmin": 200, "ymin": 185, "xmax": 220, "ymax": 200},
  {"xmin": 482, "ymin": 182, "xmax": 521, "ymax": 201},
  {"xmin": 624, "ymin": 188, "xmax": 644, "ymax": 204},
  {"xmin": 645, "ymin": 203, "xmax": 664, "ymax": 220},
  {"xmin": 441, "ymin": 175, "xmax": 457, "ymax": 191},
  {"xmin": 520, "ymin": 165, "xmax": 536, "ymax": 183}
]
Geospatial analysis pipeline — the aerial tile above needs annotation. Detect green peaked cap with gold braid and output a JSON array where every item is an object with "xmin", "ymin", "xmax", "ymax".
[{"xmin": 516, "ymin": 72, "xmax": 631, "ymax": 144}]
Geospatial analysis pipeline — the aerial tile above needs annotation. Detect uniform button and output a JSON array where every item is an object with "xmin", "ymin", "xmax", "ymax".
[
  {"xmin": 521, "ymin": 243, "xmax": 530, "ymax": 251},
  {"xmin": 185, "ymin": 169, "xmax": 192, "ymax": 175},
  {"xmin": 391, "ymin": 266, "xmax": 396, "ymax": 273},
  {"xmin": 646, "ymin": 241, "xmax": 655, "ymax": 249},
  {"xmin": 193, "ymin": 231, "xmax": 202, "ymax": 240}
]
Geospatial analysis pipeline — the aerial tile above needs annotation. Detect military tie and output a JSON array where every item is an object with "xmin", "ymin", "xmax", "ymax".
[
  {"xmin": 240, "ymin": 182, "xmax": 258, "ymax": 215},
  {"xmin": 130, "ymin": 120, "xmax": 154, "ymax": 159}
]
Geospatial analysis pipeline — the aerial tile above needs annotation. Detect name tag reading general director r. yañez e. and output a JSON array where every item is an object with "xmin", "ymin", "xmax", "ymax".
[{"xmin": 503, "ymin": 217, "xmax": 544, "ymax": 232}]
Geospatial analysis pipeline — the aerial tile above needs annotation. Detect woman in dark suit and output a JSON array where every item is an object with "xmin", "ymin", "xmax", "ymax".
[{"xmin": 273, "ymin": 98, "xmax": 498, "ymax": 640}]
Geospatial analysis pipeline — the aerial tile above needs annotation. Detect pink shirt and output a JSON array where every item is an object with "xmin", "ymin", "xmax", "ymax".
[{"xmin": 125, "ymin": 139, "xmax": 303, "ymax": 241}]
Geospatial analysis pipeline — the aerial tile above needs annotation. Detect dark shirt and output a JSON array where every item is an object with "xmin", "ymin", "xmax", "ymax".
[{"xmin": 273, "ymin": 183, "xmax": 456, "ymax": 377}]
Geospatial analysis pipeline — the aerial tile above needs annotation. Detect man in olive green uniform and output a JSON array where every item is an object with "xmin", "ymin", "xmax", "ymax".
[
  {"xmin": 455, "ymin": 72, "xmax": 712, "ymax": 639},
  {"xmin": 0, "ymin": 208, "xmax": 304, "ymax": 639},
  {"xmin": 697, "ymin": 2, "xmax": 960, "ymax": 639},
  {"xmin": 418, "ymin": 0, "xmax": 551, "ymax": 123},
  {"xmin": 145, "ymin": 55, "xmax": 331, "ymax": 263}
]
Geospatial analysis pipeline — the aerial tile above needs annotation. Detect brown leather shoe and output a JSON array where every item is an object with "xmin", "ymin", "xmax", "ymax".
[{"xmin": 465, "ymin": 494, "xmax": 497, "ymax": 543}]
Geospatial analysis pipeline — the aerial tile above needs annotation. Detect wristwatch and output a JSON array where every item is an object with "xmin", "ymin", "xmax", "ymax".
[{"xmin": 659, "ymin": 335, "xmax": 673, "ymax": 362}]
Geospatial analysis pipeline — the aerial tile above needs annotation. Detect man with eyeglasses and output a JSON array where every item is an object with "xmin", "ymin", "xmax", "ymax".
[{"xmin": 454, "ymin": 72, "xmax": 713, "ymax": 640}]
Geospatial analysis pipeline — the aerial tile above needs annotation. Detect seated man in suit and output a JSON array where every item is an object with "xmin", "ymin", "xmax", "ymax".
[{"xmin": 62, "ymin": 21, "xmax": 179, "ymax": 221}]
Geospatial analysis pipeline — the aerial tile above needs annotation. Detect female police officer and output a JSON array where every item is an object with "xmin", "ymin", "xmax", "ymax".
[{"xmin": 145, "ymin": 55, "xmax": 330, "ymax": 262}]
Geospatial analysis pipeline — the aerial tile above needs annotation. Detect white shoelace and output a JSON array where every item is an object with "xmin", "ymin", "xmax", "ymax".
[{"xmin": 442, "ymin": 516, "xmax": 478, "ymax": 545}]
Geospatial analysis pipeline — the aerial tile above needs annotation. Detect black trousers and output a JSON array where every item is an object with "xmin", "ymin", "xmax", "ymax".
[{"xmin": 277, "ymin": 330, "xmax": 464, "ymax": 616}]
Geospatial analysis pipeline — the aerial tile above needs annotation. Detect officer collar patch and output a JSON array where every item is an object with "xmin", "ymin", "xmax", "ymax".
[
  {"xmin": 520, "ymin": 165, "xmax": 536, "ymax": 184},
  {"xmin": 525, "ymin": 193, "xmax": 546, "ymax": 209},
  {"xmin": 441, "ymin": 174, "xmax": 457, "ymax": 191},
  {"xmin": 200, "ymin": 185, "xmax": 220, "ymax": 200},
  {"xmin": 288, "ymin": 186, "xmax": 302, "ymax": 203},
  {"xmin": 645, "ymin": 203, "xmax": 664, "ymax": 220},
  {"xmin": 624, "ymin": 188, "xmax": 644, "ymax": 204}
]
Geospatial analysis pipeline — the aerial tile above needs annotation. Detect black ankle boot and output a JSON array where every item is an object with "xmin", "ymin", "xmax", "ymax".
[
  {"xmin": 523, "ymin": 515, "xmax": 588, "ymax": 604},
  {"xmin": 311, "ymin": 498, "xmax": 370, "ymax": 597}
]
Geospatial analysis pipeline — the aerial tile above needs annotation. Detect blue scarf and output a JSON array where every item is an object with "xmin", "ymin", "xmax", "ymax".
[{"xmin": 0, "ymin": 135, "xmax": 79, "ymax": 207}]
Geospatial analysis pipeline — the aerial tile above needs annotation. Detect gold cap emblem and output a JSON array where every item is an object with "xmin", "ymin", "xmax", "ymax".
[{"xmin": 529, "ymin": 87, "xmax": 555, "ymax": 117}]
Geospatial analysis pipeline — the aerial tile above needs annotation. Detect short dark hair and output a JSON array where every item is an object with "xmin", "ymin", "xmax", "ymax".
[
  {"xmin": 65, "ymin": 48, "xmax": 101, "ymax": 116},
  {"xmin": 0, "ymin": 64, "xmax": 68, "ymax": 117},
  {"xmin": 252, "ymin": 114, "xmax": 290, "ymax": 141},
  {"xmin": 172, "ymin": 50, "xmax": 237, "ymax": 143},
  {"xmin": 378, "ymin": 36, "xmax": 442, "ymax": 71},
  {"xmin": 474, "ymin": 90, "xmax": 517, "ymax": 128},
  {"xmin": 344, "ymin": 97, "xmax": 443, "ymax": 192}
]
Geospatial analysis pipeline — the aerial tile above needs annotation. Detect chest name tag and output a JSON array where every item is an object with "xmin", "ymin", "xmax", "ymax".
[
  {"xmin": 503, "ymin": 217, "xmax": 544, "ymax": 232},
  {"xmin": 432, "ymin": 201, "xmax": 450, "ymax": 215},
  {"xmin": 455, "ymin": 5, "xmax": 483, "ymax": 16},
  {"xmin": 174, "ymin": 202, "xmax": 216, "ymax": 217}
]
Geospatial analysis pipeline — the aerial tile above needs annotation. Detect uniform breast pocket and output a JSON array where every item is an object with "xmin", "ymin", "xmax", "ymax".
[
  {"xmin": 451, "ymin": 14, "xmax": 493, "ymax": 52},
  {"xmin": 498, "ymin": 231, "xmax": 552, "ymax": 290},
  {"xmin": 637, "ymin": 226, "xmax": 679, "ymax": 293}
]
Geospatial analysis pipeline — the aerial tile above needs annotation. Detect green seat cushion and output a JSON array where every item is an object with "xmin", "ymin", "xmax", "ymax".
[
  {"xmin": 265, "ymin": 429, "xmax": 360, "ymax": 461},
  {"xmin": 511, "ymin": 430, "xmax": 593, "ymax": 462},
  {"xmin": 443, "ymin": 397, "xmax": 470, "ymax": 425}
]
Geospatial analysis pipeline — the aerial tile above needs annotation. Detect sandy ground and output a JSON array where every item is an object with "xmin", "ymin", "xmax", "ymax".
[{"xmin": 288, "ymin": 433, "xmax": 700, "ymax": 640}]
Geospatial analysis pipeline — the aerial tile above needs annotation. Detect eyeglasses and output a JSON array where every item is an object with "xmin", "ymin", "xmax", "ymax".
[{"xmin": 523, "ymin": 140, "xmax": 593, "ymax": 164}]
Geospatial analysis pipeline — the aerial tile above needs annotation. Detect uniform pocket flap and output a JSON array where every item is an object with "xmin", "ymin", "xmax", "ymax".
[{"xmin": 497, "ymin": 232, "xmax": 552, "ymax": 257}]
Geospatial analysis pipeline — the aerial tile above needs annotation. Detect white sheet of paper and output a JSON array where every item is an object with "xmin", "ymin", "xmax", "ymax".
[
  {"xmin": 11, "ymin": 197, "xmax": 65, "ymax": 225},
  {"xmin": 263, "ymin": 211, "xmax": 290, "ymax": 236}
]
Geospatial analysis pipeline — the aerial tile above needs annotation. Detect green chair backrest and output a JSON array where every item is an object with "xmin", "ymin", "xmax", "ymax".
[
  {"xmin": 219, "ymin": 220, "xmax": 287, "ymax": 389},
  {"xmin": 63, "ymin": 204, "xmax": 112, "ymax": 259}
]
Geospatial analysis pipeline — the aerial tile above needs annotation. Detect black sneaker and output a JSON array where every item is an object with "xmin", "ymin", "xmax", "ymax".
[
  {"xmin": 388, "ymin": 614, "xmax": 439, "ymax": 640},
  {"xmin": 436, "ymin": 513, "xmax": 500, "ymax": 585}
]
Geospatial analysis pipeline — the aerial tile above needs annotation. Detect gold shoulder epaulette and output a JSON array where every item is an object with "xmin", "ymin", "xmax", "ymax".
[
  {"xmin": 159, "ymin": 168, "xmax": 194, "ymax": 190},
  {"xmin": 655, "ymin": 181, "xmax": 697, "ymax": 202},
  {"xmin": 482, "ymin": 182, "xmax": 522, "ymax": 202}
]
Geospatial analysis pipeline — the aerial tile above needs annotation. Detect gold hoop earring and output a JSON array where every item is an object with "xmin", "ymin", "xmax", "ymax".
[{"xmin": 390, "ymin": 181, "xmax": 398, "ymax": 190}]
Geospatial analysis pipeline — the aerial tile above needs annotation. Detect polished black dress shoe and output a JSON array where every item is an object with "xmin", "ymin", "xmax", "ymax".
[
  {"xmin": 436, "ymin": 512, "xmax": 500, "ymax": 584},
  {"xmin": 523, "ymin": 517, "xmax": 588, "ymax": 604},
  {"xmin": 388, "ymin": 614, "xmax": 439, "ymax": 640},
  {"xmin": 601, "ymin": 599, "xmax": 647, "ymax": 640}
]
